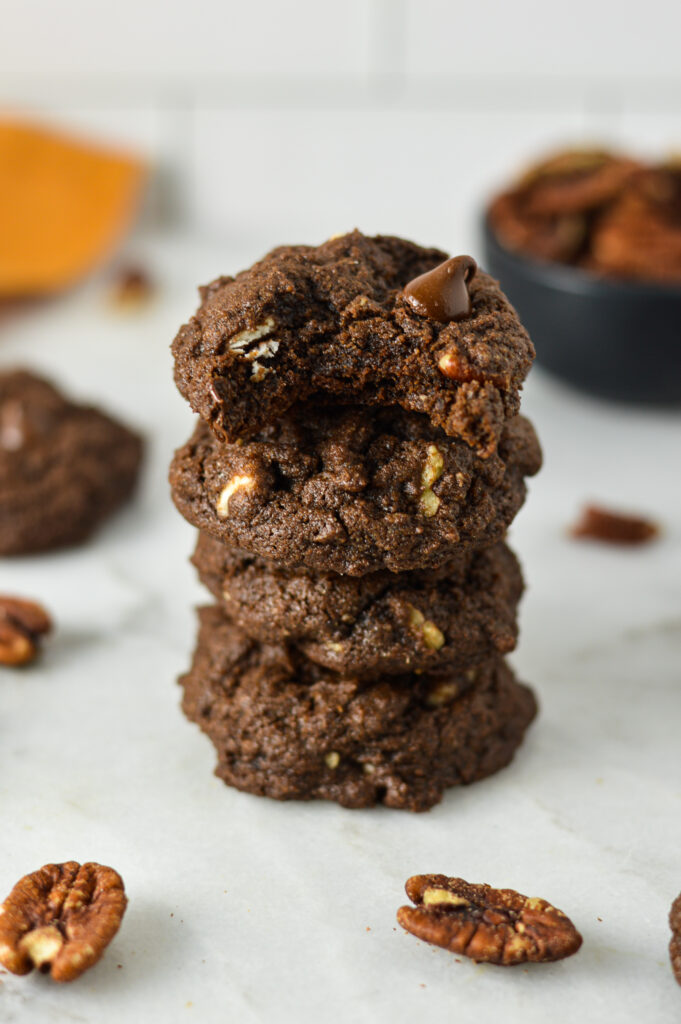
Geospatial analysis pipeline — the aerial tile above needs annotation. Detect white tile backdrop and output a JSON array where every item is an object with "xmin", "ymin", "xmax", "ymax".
[{"xmin": 2, "ymin": 0, "xmax": 680, "ymax": 247}]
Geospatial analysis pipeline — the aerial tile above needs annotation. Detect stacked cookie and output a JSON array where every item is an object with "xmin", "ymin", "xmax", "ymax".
[{"xmin": 169, "ymin": 232, "xmax": 541, "ymax": 811}]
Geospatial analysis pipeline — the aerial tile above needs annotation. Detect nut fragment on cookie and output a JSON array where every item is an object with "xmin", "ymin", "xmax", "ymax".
[
  {"xmin": 216, "ymin": 475, "xmax": 254, "ymax": 518},
  {"xmin": 397, "ymin": 874, "xmax": 582, "ymax": 965},
  {"xmin": 0, "ymin": 861, "xmax": 127, "ymax": 982},
  {"xmin": 426, "ymin": 681, "xmax": 460, "ymax": 707},
  {"xmin": 408, "ymin": 605, "xmax": 445, "ymax": 650},
  {"xmin": 225, "ymin": 321, "xmax": 280, "ymax": 383},
  {"xmin": 419, "ymin": 444, "xmax": 444, "ymax": 517},
  {"xmin": 228, "ymin": 317, "xmax": 276, "ymax": 353},
  {"xmin": 569, "ymin": 503, "xmax": 659, "ymax": 545},
  {"xmin": 0, "ymin": 596, "xmax": 52, "ymax": 666},
  {"xmin": 438, "ymin": 351, "xmax": 473, "ymax": 381}
]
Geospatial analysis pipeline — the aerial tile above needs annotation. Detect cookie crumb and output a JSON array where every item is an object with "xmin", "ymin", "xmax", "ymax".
[{"xmin": 109, "ymin": 264, "xmax": 155, "ymax": 310}]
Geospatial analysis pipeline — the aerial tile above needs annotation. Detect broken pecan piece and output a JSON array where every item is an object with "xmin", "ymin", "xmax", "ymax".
[
  {"xmin": 0, "ymin": 861, "xmax": 127, "ymax": 982},
  {"xmin": 437, "ymin": 351, "xmax": 511, "ymax": 391},
  {"xmin": 0, "ymin": 596, "xmax": 52, "ymax": 666},
  {"xmin": 397, "ymin": 874, "xmax": 582, "ymax": 965},
  {"xmin": 570, "ymin": 504, "xmax": 659, "ymax": 545},
  {"xmin": 670, "ymin": 891, "xmax": 681, "ymax": 988},
  {"xmin": 109, "ymin": 264, "xmax": 155, "ymax": 310}
]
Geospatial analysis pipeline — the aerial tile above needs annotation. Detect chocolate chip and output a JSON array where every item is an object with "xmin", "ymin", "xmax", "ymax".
[{"xmin": 403, "ymin": 256, "xmax": 477, "ymax": 324}]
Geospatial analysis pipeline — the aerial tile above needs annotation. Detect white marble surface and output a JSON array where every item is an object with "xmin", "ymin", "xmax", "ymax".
[{"xmin": 1, "ymin": 237, "xmax": 680, "ymax": 1023}]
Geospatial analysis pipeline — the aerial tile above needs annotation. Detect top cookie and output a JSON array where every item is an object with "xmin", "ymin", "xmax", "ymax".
[
  {"xmin": 0, "ymin": 369, "xmax": 143, "ymax": 555},
  {"xmin": 172, "ymin": 231, "xmax": 535, "ymax": 457}
]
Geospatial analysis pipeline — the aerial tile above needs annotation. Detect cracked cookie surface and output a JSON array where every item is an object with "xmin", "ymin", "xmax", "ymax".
[
  {"xmin": 179, "ymin": 605, "xmax": 537, "ymax": 812},
  {"xmin": 0, "ymin": 370, "xmax": 142, "ymax": 555},
  {"xmin": 172, "ymin": 231, "xmax": 535, "ymax": 457},
  {"xmin": 170, "ymin": 404, "xmax": 541, "ymax": 576},
  {"xmin": 193, "ymin": 533, "xmax": 523, "ymax": 676}
]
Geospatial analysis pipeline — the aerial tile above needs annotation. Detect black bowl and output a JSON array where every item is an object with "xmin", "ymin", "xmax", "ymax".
[{"xmin": 481, "ymin": 216, "xmax": 681, "ymax": 405}]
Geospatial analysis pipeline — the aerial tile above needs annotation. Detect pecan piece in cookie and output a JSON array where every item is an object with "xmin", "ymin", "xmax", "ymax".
[
  {"xmin": 0, "ymin": 861, "xmax": 127, "ymax": 981},
  {"xmin": 670, "ymin": 891, "xmax": 681, "ymax": 988},
  {"xmin": 397, "ymin": 874, "xmax": 582, "ymax": 965},
  {"xmin": 0, "ymin": 596, "xmax": 52, "ymax": 666}
]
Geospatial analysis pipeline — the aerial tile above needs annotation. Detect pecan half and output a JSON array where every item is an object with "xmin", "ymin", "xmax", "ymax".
[
  {"xmin": 397, "ymin": 874, "xmax": 582, "ymax": 965},
  {"xmin": 0, "ymin": 596, "xmax": 52, "ymax": 666},
  {"xmin": 670, "ymin": 891, "xmax": 681, "ymax": 988},
  {"xmin": 570, "ymin": 504, "xmax": 659, "ymax": 545},
  {"xmin": 0, "ymin": 862, "xmax": 127, "ymax": 982}
]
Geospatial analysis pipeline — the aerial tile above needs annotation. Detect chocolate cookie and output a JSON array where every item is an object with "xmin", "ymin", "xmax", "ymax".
[
  {"xmin": 180, "ymin": 606, "xmax": 538, "ymax": 812},
  {"xmin": 192, "ymin": 533, "xmax": 523, "ymax": 676},
  {"xmin": 171, "ymin": 231, "xmax": 535, "ymax": 458},
  {"xmin": 170, "ymin": 404, "xmax": 541, "ymax": 576},
  {"xmin": 0, "ymin": 370, "xmax": 143, "ymax": 555},
  {"xmin": 670, "ymin": 892, "xmax": 681, "ymax": 987}
]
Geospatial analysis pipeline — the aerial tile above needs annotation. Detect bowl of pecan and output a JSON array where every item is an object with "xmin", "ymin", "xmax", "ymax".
[{"xmin": 482, "ymin": 148, "xmax": 681, "ymax": 405}]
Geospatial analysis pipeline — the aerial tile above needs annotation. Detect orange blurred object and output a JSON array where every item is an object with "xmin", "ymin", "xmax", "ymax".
[{"xmin": 0, "ymin": 120, "xmax": 146, "ymax": 297}]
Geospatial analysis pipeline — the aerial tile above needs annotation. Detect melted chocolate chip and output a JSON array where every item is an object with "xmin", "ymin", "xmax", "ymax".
[{"xmin": 403, "ymin": 256, "xmax": 477, "ymax": 323}]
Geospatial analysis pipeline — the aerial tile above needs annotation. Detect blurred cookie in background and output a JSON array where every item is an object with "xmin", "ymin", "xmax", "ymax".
[{"xmin": 0, "ymin": 370, "xmax": 143, "ymax": 555}]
